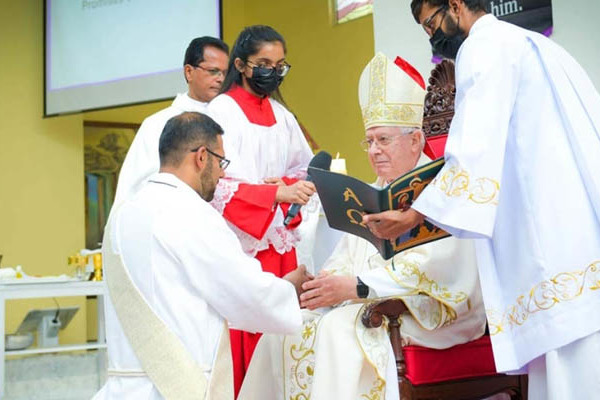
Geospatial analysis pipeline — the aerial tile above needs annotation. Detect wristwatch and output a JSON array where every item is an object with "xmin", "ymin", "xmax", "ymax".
[{"xmin": 356, "ymin": 277, "xmax": 369, "ymax": 299}]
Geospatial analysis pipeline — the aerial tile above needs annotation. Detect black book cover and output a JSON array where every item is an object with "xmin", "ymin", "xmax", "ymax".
[{"xmin": 309, "ymin": 158, "xmax": 450, "ymax": 259}]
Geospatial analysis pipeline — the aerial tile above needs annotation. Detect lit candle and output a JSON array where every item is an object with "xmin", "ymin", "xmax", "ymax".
[{"xmin": 330, "ymin": 152, "xmax": 347, "ymax": 175}]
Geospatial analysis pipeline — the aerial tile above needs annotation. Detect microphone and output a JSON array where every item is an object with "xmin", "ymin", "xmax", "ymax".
[{"xmin": 283, "ymin": 151, "xmax": 332, "ymax": 226}]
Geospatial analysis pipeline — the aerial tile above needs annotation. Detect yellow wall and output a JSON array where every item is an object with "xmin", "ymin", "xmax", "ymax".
[
  {"xmin": 225, "ymin": 0, "xmax": 376, "ymax": 180},
  {"xmin": 87, "ymin": 0, "xmax": 376, "ymax": 180},
  {"xmin": 0, "ymin": 0, "xmax": 374, "ymax": 343},
  {"xmin": 0, "ymin": 0, "xmax": 87, "ymax": 343}
]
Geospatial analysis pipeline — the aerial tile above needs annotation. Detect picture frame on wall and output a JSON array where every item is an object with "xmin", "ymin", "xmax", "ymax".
[
  {"xmin": 333, "ymin": 0, "xmax": 373, "ymax": 24},
  {"xmin": 83, "ymin": 121, "xmax": 139, "ymax": 249}
]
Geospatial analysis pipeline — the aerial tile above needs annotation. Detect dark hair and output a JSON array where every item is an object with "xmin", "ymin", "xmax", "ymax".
[
  {"xmin": 183, "ymin": 37, "xmax": 229, "ymax": 83},
  {"xmin": 410, "ymin": 0, "xmax": 487, "ymax": 23},
  {"xmin": 184, "ymin": 36, "xmax": 229, "ymax": 67},
  {"xmin": 220, "ymin": 25, "xmax": 288, "ymax": 106},
  {"xmin": 159, "ymin": 112, "xmax": 224, "ymax": 167}
]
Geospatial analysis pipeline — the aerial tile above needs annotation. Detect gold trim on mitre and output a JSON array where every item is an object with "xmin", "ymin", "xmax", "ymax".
[{"xmin": 358, "ymin": 53, "xmax": 426, "ymax": 130}]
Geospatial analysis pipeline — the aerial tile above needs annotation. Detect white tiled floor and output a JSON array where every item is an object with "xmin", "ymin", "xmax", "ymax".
[{"xmin": 5, "ymin": 351, "xmax": 106, "ymax": 400}]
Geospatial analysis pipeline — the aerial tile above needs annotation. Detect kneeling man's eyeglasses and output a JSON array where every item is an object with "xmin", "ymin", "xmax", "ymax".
[{"xmin": 190, "ymin": 146, "xmax": 230, "ymax": 170}]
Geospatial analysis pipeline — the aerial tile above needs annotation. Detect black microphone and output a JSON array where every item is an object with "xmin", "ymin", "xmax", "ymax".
[{"xmin": 283, "ymin": 151, "xmax": 332, "ymax": 226}]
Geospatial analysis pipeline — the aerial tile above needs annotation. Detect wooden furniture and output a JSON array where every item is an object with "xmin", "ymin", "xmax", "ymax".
[
  {"xmin": 422, "ymin": 60, "xmax": 456, "ymax": 140},
  {"xmin": 421, "ymin": 60, "xmax": 457, "ymax": 159},
  {"xmin": 362, "ymin": 299, "xmax": 528, "ymax": 400}
]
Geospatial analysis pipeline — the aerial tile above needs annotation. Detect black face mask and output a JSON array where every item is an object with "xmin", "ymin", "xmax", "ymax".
[
  {"xmin": 247, "ymin": 67, "xmax": 283, "ymax": 96},
  {"xmin": 429, "ymin": 19, "xmax": 465, "ymax": 60}
]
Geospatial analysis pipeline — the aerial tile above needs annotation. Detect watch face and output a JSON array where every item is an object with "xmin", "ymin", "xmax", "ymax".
[{"xmin": 357, "ymin": 282, "xmax": 369, "ymax": 298}]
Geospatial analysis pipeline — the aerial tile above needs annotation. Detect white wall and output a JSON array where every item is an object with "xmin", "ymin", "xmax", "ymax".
[
  {"xmin": 373, "ymin": 0, "xmax": 600, "ymax": 89},
  {"xmin": 551, "ymin": 1, "xmax": 600, "ymax": 89},
  {"xmin": 373, "ymin": 0, "xmax": 434, "ymax": 79}
]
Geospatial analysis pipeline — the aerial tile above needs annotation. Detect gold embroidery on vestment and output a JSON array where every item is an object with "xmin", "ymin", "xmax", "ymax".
[
  {"xmin": 384, "ymin": 261, "xmax": 469, "ymax": 327},
  {"xmin": 355, "ymin": 305, "xmax": 389, "ymax": 392},
  {"xmin": 433, "ymin": 166, "xmax": 500, "ymax": 205},
  {"xmin": 487, "ymin": 261, "xmax": 600, "ymax": 335},
  {"xmin": 361, "ymin": 377, "xmax": 385, "ymax": 400},
  {"xmin": 286, "ymin": 319, "xmax": 319, "ymax": 399},
  {"xmin": 385, "ymin": 261, "xmax": 468, "ymax": 305}
]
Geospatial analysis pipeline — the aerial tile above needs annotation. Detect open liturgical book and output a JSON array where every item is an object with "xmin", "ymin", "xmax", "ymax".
[{"xmin": 309, "ymin": 158, "xmax": 450, "ymax": 259}]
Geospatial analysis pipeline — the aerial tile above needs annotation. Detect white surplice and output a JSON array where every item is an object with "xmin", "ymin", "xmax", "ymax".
[
  {"xmin": 412, "ymin": 14, "xmax": 600, "ymax": 387},
  {"xmin": 94, "ymin": 173, "xmax": 302, "ymax": 400},
  {"xmin": 294, "ymin": 194, "xmax": 344, "ymax": 275},
  {"xmin": 239, "ymin": 178, "xmax": 486, "ymax": 400},
  {"xmin": 207, "ymin": 93, "xmax": 314, "ymax": 256},
  {"xmin": 114, "ymin": 93, "xmax": 207, "ymax": 205}
]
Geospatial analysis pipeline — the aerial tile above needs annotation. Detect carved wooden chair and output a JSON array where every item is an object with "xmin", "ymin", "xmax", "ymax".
[
  {"xmin": 362, "ymin": 299, "xmax": 528, "ymax": 399},
  {"xmin": 359, "ymin": 61, "xmax": 528, "ymax": 400},
  {"xmin": 421, "ymin": 60, "xmax": 456, "ymax": 160}
]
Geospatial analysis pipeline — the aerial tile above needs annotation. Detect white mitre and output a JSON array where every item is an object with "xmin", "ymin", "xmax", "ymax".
[{"xmin": 358, "ymin": 52, "xmax": 426, "ymax": 129}]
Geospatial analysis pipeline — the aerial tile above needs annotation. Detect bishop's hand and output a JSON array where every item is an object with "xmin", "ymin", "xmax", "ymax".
[
  {"xmin": 362, "ymin": 208, "xmax": 424, "ymax": 240},
  {"xmin": 299, "ymin": 274, "xmax": 358, "ymax": 310}
]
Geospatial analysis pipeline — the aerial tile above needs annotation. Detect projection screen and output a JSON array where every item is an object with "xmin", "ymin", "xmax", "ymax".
[{"xmin": 45, "ymin": 0, "xmax": 221, "ymax": 116}]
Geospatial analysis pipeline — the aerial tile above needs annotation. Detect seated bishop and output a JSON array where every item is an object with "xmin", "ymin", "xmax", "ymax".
[{"xmin": 237, "ymin": 53, "xmax": 487, "ymax": 400}]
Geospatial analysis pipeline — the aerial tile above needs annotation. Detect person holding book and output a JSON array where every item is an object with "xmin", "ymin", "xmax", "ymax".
[
  {"xmin": 363, "ymin": 1, "xmax": 600, "ymax": 398},
  {"xmin": 236, "ymin": 53, "xmax": 486, "ymax": 400},
  {"xmin": 205, "ymin": 25, "xmax": 316, "ymax": 397}
]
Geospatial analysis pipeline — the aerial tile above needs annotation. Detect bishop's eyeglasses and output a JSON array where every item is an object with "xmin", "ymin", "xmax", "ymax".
[{"xmin": 360, "ymin": 135, "xmax": 400, "ymax": 152}]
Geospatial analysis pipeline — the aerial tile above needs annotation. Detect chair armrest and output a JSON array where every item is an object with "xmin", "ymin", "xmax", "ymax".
[
  {"xmin": 361, "ymin": 298, "xmax": 409, "ymax": 378},
  {"xmin": 361, "ymin": 298, "xmax": 408, "ymax": 328}
]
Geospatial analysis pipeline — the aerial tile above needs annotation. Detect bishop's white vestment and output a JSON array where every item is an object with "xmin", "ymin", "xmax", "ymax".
[
  {"xmin": 239, "ymin": 216, "xmax": 485, "ymax": 400},
  {"xmin": 412, "ymin": 14, "xmax": 600, "ymax": 397},
  {"xmin": 114, "ymin": 93, "xmax": 207, "ymax": 205},
  {"xmin": 94, "ymin": 173, "xmax": 302, "ymax": 400}
]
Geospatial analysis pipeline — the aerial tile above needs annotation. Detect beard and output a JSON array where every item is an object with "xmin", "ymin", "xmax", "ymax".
[
  {"xmin": 444, "ymin": 13, "xmax": 461, "ymax": 35},
  {"xmin": 429, "ymin": 12, "xmax": 465, "ymax": 60},
  {"xmin": 199, "ymin": 161, "xmax": 217, "ymax": 202}
]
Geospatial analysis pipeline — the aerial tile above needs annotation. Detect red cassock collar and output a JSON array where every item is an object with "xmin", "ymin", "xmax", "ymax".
[{"xmin": 225, "ymin": 85, "xmax": 277, "ymax": 127}]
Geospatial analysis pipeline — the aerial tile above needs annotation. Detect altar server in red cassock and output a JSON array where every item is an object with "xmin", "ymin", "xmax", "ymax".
[{"xmin": 207, "ymin": 25, "xmax": 315, "ymax": 396}]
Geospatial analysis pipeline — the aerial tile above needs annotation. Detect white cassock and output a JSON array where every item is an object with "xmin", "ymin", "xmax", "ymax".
[
  {"xmin": 412, "ymin": 14, "xmax": 600, "ymax": 399},
  {"xmin": 239, "ymin": 174, "xmax": 486, "ymax": 400},
  {"xmin": 114, "ymin": 93, "xmax": 207, "ymax": 205},
  {"xmin": 94, "ymin": 173, "xmax": 302, "ymax": 400}
]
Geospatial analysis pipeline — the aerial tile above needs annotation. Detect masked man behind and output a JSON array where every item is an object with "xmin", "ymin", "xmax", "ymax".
[
  {"xmin": 364, "ymin": 2, "xmax": 600, "ymax": 398},
  {"xmin": 237, "ymin": 53, "xmax": 486, "ymax": 400}
]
